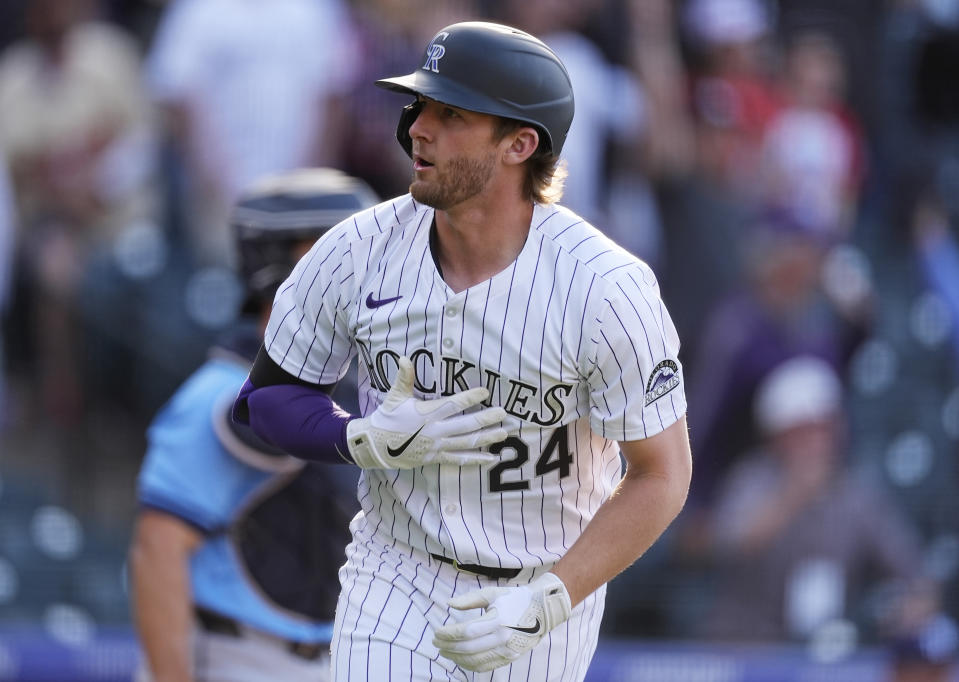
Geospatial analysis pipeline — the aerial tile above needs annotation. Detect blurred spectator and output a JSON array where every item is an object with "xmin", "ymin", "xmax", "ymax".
[
  {"xmin": 0, "ymin": 0, "xmax": 159, "ymax": 426},
  {"xmin": 629, "ymin": 0, "xmax": 697, "ymax": 184},
  {"xmin": 775, "ymin": 0, "xmax": 888, "ymax": 142},
  {"xmin": 653, "ymin": 0, "xmax": 782, "ymax": 349},
  {"xmin": 680, "ymin": 0, "xmax": 782, "ymax": 200},
  {"xmin": 759, "ymin": 30, "xmax": 867, "ymax": 238},
  {"xmin": 680, "ymin": 208, "xmax": 872, "ymax": 517},
  {"xmin": 335, "ymin": 0, "xmax": 479, "ymax": 201},
  {"xmin": 654, "ymin": 75, "xmax": 757, "ymax": 349},
  {"xmin": 495, "ymin": 0, "xmax": 651, "ymax": 249},
  {"xmin": 700, "ymin": 355, "xmax": 927, "ymax": 643},
  {"xmin": 144, "ymin": 0, "xmax": 361, "ymax": 266}
]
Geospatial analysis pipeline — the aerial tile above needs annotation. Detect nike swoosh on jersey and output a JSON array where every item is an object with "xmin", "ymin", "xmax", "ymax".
[
  {"xmin": 506, "ymin": 619, "xmax": 543, "ymax": 635},
  {"xmin": 366, "ymin": 293, "xmax": 403, "ymax": 309},
  {"xmin": 387, "ymin": 425, "xmax": 425, "ymax": 457}
]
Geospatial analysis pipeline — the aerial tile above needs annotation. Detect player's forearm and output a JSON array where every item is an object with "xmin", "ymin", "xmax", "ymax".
[
  {"xmin": 234, "ymin": 378, "xmax": 356, "ymax": 464},
  {"xmin": 551, "ymin": 419, "xmax": 692, "ymax": 606},
  {"xmin": 232, "ymin": 346, "xmax": 357, "ymax": 464},
  {"xmin": 129, "ymin": 517, "xmax": 198, "ymax": 682},
  {"xmin": 234, "ymin": 351, "xmax": 506, "ymax": 469},
  {"xmin": 552, "ymin": 468, "xmax": 689, "ymax": 606}
]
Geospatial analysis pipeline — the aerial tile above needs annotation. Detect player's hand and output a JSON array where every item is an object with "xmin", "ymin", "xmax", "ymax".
[
  {"xmin": 432, "ymin": 572, "xmax": 572, "ymax": 672},
  {"xmin": 345, "ymin": 356, "xmax": 507, "ymax": 469}
]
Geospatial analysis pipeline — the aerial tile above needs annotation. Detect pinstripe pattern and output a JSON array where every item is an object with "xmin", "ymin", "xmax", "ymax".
[
  {"xmin": 267, "ymin": 195, "xmax": 685, "ymax": 565},
  {"xmin": 266, "ymin": 195, "xmax": 685, "ymax": 679},
  {"xmin": 330, "ymin": 523, "xmax": 604, "ymax": 682}
]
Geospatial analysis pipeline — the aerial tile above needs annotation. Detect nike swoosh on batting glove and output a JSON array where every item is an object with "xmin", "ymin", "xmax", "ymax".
[
  {"xmin": 432, "ymin": 572, "xmax": 572, "ymax": 673},
  {"xmin": 345, "ymin": 356, "xmax": 508, "ymax": 469}
]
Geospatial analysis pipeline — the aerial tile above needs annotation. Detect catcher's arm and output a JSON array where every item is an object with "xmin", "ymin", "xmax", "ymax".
[{"xmin": 129, "ymin": 509, "xmax": 203, "ymax": 682}]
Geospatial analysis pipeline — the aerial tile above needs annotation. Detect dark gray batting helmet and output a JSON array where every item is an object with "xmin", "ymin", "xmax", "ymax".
[
  {"xmin": 374, "ymin": 21, "xmax": 574, "ymax": 157},
  {"xmin": 232, "ymin": 167, "xmax": 379, "ymax": 309}
]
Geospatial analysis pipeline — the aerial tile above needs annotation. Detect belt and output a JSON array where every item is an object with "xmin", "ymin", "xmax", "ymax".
[
  {"xmin": 430, "ymin": 553, "xmax": 522, "ymax": 580},
  {"xmin": 194, "ymin": 607, "xmax": 326, "ymax": 661}
]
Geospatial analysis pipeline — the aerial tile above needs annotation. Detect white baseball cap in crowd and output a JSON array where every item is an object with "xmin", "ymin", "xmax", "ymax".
[{"xmin": 754, "ymin": 355, "xmax": 842, "ymax": 434}]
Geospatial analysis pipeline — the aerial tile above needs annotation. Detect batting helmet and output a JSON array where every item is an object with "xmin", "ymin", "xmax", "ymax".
[
  {"xmin": 374, "ymin": 21, "xmax": 574, "ymax": 157},
  {"xmin": 232, "ymin": 167, "xmax": 379, "ymax": 309}
]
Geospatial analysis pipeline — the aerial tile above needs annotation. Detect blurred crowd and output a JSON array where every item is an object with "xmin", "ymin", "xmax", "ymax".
[{"xmin": 0, "ymin": 0, "xmax": 958, "ymax": 675}]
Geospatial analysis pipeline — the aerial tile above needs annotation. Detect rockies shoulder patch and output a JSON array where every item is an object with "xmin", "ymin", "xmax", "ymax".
[{"xmin": 644, "ymin": 360, "xmax": 680, "ymax": 406}]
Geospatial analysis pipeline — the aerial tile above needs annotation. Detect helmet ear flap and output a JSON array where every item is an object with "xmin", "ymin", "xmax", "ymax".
[{"xmin": 396, "ymin": 100, "xmax": 423, "ymax": 159}]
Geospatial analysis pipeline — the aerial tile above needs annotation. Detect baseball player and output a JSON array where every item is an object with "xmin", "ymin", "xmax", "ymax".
[
  {"xmin": 129, "ymin": 168, "xmax": 379, "ymax": 682},
  {"xmin": 233, "ymin": 21, "xmax": 692, "ymax": 681}
]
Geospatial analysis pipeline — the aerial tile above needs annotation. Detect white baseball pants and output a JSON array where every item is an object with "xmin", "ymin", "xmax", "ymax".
[{"xmin": 331, "ymin": 523, "xmax": 605, "ymax": 681}]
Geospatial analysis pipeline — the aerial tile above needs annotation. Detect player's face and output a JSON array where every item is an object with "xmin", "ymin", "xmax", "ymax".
[{"xmin": 407, "ymin": 98, "xmax": 501, "ymax": 210}]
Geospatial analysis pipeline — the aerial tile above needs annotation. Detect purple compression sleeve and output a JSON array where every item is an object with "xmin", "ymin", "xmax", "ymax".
[{"xmin": 233, "ymin": 378, "xmax": 356, "ymax": 464}]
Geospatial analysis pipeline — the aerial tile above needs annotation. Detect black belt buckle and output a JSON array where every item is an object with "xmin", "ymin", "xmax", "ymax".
[{"xmin": 431, "ymin": 553, "xmax": 522, "ymax": 580}]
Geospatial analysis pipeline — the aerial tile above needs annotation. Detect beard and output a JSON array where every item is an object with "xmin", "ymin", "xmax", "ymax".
[{"xmin": 410, "ymin": 151, "xmax": 497, "ymax": 210}]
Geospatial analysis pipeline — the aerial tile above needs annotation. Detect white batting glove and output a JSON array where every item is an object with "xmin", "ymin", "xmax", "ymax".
[
  {"xmin": 432, "ymin": 572, "xmax": 572, "ymax": 673},
  {"xmin": 345, "ymin": 356, "xmax": 508, "ymax": 469}
]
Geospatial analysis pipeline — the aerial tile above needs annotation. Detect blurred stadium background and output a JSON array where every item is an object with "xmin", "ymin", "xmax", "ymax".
[{"xmin": 1, "ymin": 0, "xmax": 959, "ymax": 679}]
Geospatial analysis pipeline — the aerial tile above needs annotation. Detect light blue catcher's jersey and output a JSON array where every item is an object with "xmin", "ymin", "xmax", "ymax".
[{"xmin": 136, "ymin": 350, "xmax": 336, "ymax": 644}]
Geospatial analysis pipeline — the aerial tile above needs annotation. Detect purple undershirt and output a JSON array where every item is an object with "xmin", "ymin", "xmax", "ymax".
[{"xmin": 233, "ymin": 379, "xmax": 356, "ymax": 464}]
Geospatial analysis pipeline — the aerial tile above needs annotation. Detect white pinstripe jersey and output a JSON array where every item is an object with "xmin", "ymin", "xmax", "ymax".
[{"xmin": 265, "ymin": 195, "xmax": 686, "ymax": 569}]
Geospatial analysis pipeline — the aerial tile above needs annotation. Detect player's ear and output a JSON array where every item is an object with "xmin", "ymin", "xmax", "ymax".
[{"xmin": 502, "ymin": 127, "xmax": 539, "ymax": 166}]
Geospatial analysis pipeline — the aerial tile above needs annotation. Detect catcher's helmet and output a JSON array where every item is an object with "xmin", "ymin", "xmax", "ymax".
[
  {"xmin": 375, "ymin": 21, "xmax": 574, "ymax": 157},
  {"xmin": 232, "ymin": 167, "xmax": 379, "ymax": 309}
]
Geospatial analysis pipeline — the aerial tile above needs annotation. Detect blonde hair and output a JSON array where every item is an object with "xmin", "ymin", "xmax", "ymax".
[{"xmin": 493, "ymin": 118, "xmax": 567, "ymax": 205}]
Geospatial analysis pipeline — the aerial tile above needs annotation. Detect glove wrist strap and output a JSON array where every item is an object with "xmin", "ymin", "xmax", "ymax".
[
  {"xmin": 345, "ymin": 419, "xmax": 379, "ymax": 468},
  {"xmin": 540, "ymin": 573, "xmax": 573, "ymax": 630}
]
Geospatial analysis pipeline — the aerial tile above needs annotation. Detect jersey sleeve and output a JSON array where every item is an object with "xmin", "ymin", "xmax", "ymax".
[
  {"xmin": 263, "ymin": 226, "xmax": 357, "ymax": 384},
  {"xmin": 585, "ymin": 264, "xmax": 687, "ymax": 441}
]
